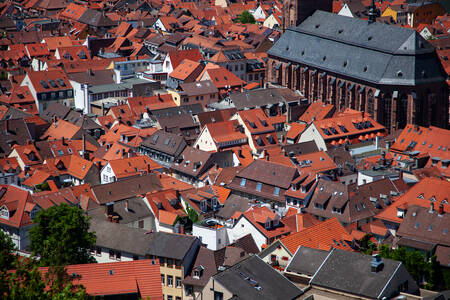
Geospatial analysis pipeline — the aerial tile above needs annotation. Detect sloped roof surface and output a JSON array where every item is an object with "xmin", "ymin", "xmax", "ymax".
[{"xmin": 268, "ymin": 11, "xmax": 445, "ymax": 85}]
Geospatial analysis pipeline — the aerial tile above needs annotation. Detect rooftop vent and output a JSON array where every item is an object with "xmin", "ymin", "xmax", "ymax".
[{"xmin": 370, "ymin": 254, "xmax": 384, "ymax": 273}]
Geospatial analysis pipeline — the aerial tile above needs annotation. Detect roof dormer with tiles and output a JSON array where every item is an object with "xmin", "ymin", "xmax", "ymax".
[
  {"xmin": 299, "ymin": 112, "xmax": 387, "ymax": 151},
  {"xmin": 193, "ymin": 119, "xmax": 248, "ymax": 152},
  {"xmin": 20, "ymin": 70, "xmax": 73, "ymax": 113}
]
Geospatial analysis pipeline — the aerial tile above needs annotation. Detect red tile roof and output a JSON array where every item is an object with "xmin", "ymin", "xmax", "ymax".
[
  {"xmin": 280, "ymin": 218, "xmax": 353, "ymax": 254},
  {"xmin": 312, "ymin": 112, "xmax": 386, "ymax": 144},
  {"xmin": 127, "ymin": 94, "xmax": 177, "ymax": 115},
  {"xmin": 203, "ymin": 67, "xmax": 246, "ymax": 89},
  {"xmin": 108, "ymin": 155, "xmax": 161, "ymax": 179},
  {"xmin": 241, "ymin": 206, "xmax": 290, "ymax": 239},
  {"xmin": 24, "ymin": 69, "xmax": 72, "ymax": 93},
  {"xmin": 0, "ymin": 184, "xmax": 33, "ymax": 228},
  {"xmin": 205, "ymin": 119, "xmax": 248, "ymax": 144},
  {"xmin": 376, "ymin": 177, "xmax": 450, "ymax": 224},
  {"xmin": 41, "ymin": 119, "xmax": 80, "ymax": 140},
  {"xmin": 169, "ymin": 59, "xmax": 203, "ymax": 81},
  {"xmin": 299, "ymin": 101, "xmax": 334, "ymax": 123},
  {"xmin": 168, "ymin": 48, "xmax": 203, "ymax": 70},
  {"xmin": 40, "ymin": 260, "xmax": 163, "ymax": 299}
]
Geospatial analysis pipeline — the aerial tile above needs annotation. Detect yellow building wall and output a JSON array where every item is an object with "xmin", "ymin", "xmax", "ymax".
[
  {"xmin": 167, "ymin": 90, "xmax": 181, "ymax": 106},
  {"xmin": 381, "ymin": 7, "xmax": 398, "ymax": 21},
  {"xmin": 412, "ymin": 3, "xmax": 446, "ymax": 27},
  {"xmin": 261, "ymin": 245, "xmax": 292, "ymax": 269},
  {"xmin": 160, "ymin": 262, "xmax": 184, "ymax": 299}
]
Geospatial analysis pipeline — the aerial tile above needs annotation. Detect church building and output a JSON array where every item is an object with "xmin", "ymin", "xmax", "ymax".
[{"xmin": 268, "ymin": 10, "xmax": 448, "ymax": 132}]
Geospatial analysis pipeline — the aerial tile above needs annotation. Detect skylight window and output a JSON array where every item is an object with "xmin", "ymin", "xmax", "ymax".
[
  {"xmin": 256, "ymin": 182, "xmax": 262, "ymax": 192},
  {"xmin": 274, "ymin": 187, "xmax": 280, "ymax": 196},
  {"xmin": 240, "ymin": 178, "xmax": 246, "ymax": 187}
]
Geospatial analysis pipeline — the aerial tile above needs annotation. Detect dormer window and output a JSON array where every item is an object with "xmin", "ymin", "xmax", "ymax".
[
  {"xmin": 0, "ymin": 206, "xmax": 9, "ymax": 219},
  {"xmin": 265, "ymin": 221, "xmax": 271, "ymax": 229}
]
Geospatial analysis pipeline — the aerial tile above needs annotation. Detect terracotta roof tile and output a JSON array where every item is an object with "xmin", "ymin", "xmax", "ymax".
[
  {"xmin": 280, "ymin": 218, "xmax": 354, "ymax": 253},
  {"xmin": 40, "ymin": 260, "xmax": 163, "ymax": 299}
]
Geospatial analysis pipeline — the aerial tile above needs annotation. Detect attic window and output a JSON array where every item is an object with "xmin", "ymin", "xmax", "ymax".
[
  {"xmin": 397, "ymin": 71, "xmax": 403, "ymax": 77},
  {"xmin": 301, "ymin": 50, "xmax": 305, "ymax": 56},
  {"xmin": 286, "ymin": 46, "xmax": 289, "ymax": 51},
  {"xmin": 363, "ymin": 66, "xmax": 368, "ymax": 72},
  {"xmin": 368, "ymin": 36, "xmax": 372, "ymax": 41},
  {"xmin": 338, "ymin": 29, "xmax": 343, "ymax": 34},
  {"xmin": 256, "ymin": 182, "xmax": 262, "ymax": 192},
  {"xmin": 323, "ymin": 56, "xmax": 326, "ymax": 61},
  {"xmin": 343, "ymin": 61, "xmax": 348, "ymax": 67}
]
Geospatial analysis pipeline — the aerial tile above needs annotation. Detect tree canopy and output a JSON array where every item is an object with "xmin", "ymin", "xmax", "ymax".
[
  {"xmin": 237, "ymin": 10, "xmax": 256, "ymax": 24},
  {"xmin": 30, "ymin": 203, "xmax": 96, "ymax": 266},
  {"xmin": 379, "ymin": 244, "xmax": 447, "ymax": 290},
  {"xmin": 0, "ymin": 231, "xmax": 87, "ymax": 299}
]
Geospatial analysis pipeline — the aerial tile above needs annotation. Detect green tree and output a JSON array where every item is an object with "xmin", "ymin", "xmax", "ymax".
[
  {"xmin": 184, "ymin": 203, "xmax": 199, "ymax": 224},
  {"xmin": 378, "ymin": 245, "xmax": 447, "ymax": 290},
  {"xmin": 0, "ymin": 230, "xmax": 16, "ymax": 271},
  {"xmin": 237, "ymin": 10, "xmax": 255, "ymax": 24},
  {"xmin": 359, "ymin": 234, "xmax": 376, "ymax": 255},
  {"xmin": 30, "ymin": 203, "xmax": 96, "ymax": 266},
  {"xmin": 0, "ymin": 233, "xmax": 87, "ymax": 299}
]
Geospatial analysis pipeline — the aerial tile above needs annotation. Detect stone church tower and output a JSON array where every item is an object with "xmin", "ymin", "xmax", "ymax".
[{"xmin": 283, "ymin": 0, "xmax": 333, "ymax": 31}]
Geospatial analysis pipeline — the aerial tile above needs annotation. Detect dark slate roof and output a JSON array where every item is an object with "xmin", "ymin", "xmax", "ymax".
[
  {"xmin": 286, "ymin": 246, "xmax": 329, "ymax": 276},
  {"xmin": 268, "ymin": 11, "xmax": 445, "ymax": 86},
  {"xmin": 89, "ymin": 218, "xmax": 149, "ymax": 256},
  {"xmin": 0, "ymin": 119, "xmax": 32, "ymax": 157},
  {"xmin": 90, "ymin": 219, "xmax": 200, "ymax": 260},
  {"xmin": 78, "ymin": 9, "xmax": 115, "ymax": 27},
  {"xmin": 282, "ymin": 141, "xmax": 319, "ymax": 156},
  {"xmin": 67, "ymin": 69, "xmax": 116, "ymax": 86},
  {"xmin": 140, "ymin": 130, "xmax": 187, "ymax": 157},
  {"xmin": 91, "ymin": 174, "xmax": 163, "ymax": 204},
  {"xmin": 216, "ymin": 194, "xmax": 250, "ymax": 220},
  {"xmin": 183, "ymin": 246, "xmax": 218, "ymax": 287},
  {"xmin": 230, "ymin": 234, "xmax": 259, "ymax": 254},
  {"xmin": 87, "ymin": 197, "xmax": 152, "ymax": 224},
  {"xmin": 150, "ymin": 103, "xmax": 204, "ymax": 118},
  {"xmin": 396, "ymin": 205, "xmax": 450, "ymax": 247},
  {"xmin": 311, "ymin": 249, "xmax": 403, "ymax": 299},
  {"xmin": 235, "ymin": 160, "xmax": 297, "ymax": 189},
  {"xmin": 213, "ymin": 255, "xmax": 303, "ymax": 300},
  {"xmin": 230, "ymin": 88, "xmax": 300, "ymax": 110},
  {"xmin": 146, "ymin": 231, "xmax": 199, "ymax": 260},
  {"xmin": 40, "ymin": 102, "xmax": 71, "ymax": 122},
  {"xmin": 179, "ymin": 80, "xmax": 218, "ymax": 96}
]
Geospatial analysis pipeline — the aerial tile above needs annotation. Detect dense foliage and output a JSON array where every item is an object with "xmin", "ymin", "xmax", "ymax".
[
  {"xmin": 30, "ymin": 203, "xmax": 96, "ymax": 266},
  {"xmin": 0, "ymin": 232, "xmax": 87, "ymax": 299},
  {"xmin": 237, "ymin": 11, "xmax": 256, "ymax": 24},
  {"xmin": 379, "ymin": 244, "xmax": 448, "ymax": 290}
]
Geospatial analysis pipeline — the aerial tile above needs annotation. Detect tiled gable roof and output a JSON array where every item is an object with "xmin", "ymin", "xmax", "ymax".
[
  {"xmin": 40, "ymin": 260, "xmax": 163, "ymax": 299},
  {"xmin": 168, "ymin": 48, "xmax": 203, "ymax": 70},
  {"xmin": 169, "ymin": 59, "xmax": 203, "ymax": 81},
  {"xmin": 25, "ymin": 69, "xmax": 72, "ymax": 94},
  {"xmin": 280, "ymin": 218, "xmax": 353, "ymax": 253},
  {"xmin": 376, "ymin": 177, "xmax": 450, "ymax": 224},
  {"xmin": 0, "ymin": 184, "xmax": 33, "ymax": 228},
  {"xmin": 204, "ymin": 67, "xmax": 246, "ymax": 89}
]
